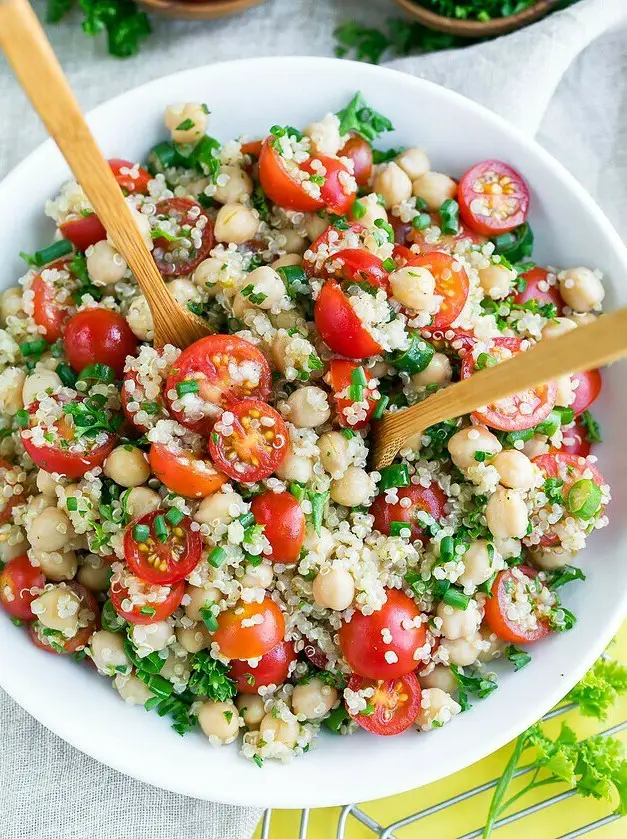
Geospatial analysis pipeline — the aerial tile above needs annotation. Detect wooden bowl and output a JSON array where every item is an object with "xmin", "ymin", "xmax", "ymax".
[
  {"xmin": 392, "ymin": 0, "xmax": 560, "ymax": 38},
  {"xmin": 139, "ymin": 0, "xmax": 266, "ymax": 21}
]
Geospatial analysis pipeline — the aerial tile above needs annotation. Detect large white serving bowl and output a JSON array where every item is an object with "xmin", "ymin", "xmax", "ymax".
[{"xmin": 0, "ymin": 57, "xmax": 625, "ymax": 810}]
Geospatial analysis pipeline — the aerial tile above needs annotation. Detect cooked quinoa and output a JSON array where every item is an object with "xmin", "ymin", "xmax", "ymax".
[{"xmin": 0, "ymin": 94, "xmax": 610, "ymax": 763}]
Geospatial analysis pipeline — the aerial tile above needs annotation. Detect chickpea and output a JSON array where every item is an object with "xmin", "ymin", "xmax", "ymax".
[
  {"xmin": 478, "ymin": 263, "xmax": 515, "ymax": 300},
  {"xmin": 312, "ymin": 566, "xmax": 355, "ymax": 611},
  {"xmin": 36, "ymin": 469, "xmax": 61, "ymax": 496},
  {"xmin": 522, "ymin": 435, "xmax": 550, "ymax": 459},
  {"xmin": 292, "ymin": 678, "xmax": 338, "ymax": 720},
  {"xmin": 86, "ymin": 241, "xmax": 127, "ymax": 286},
  {"xmin": 420, "ymin": 665, "xmax": 456, "ymax": 693},
  {"xmin": 214, "ymin": 203, "xmax": 259, "ymax": 245},
  {"xmin": 198, "ymin": 700, "xmax": 240, "ymax": 744},
  {"xmin": 124, "ymin": 487, "xmax": 161, "ymax": 519},
  {"xmin": 281, "ymin": 229, "xmax": 308, "ymax": 255},
  {"xmin": 318, "ymin": 430, "xmax": 351, "ymax": 477},
  {"xmin": 164, "ymin": 102, "xmax": 208, "ymax": 145},
  {"xmin": 559, "ymin": 267, "xmax": 605, "ymax": 312},
  {"xmin": 184, "ymin": 584, "xmax": 221, "ymax": 621},
  {"xmin": 127, "ymin": 205, "xmax": 154, "ymax": 251},
  {"xmin": 415, "ymin": 688, "xmax": 460, "ymax": 731},
  {"xmin": 240, "ymin": 561, "xmax": 274, "ymax": 590},
  {"xmin": 571, "ymin": 312, "xmax": 596, "ymax": 327},
  {"xmin": 492, "ymin": 450, "xmax": 536, "ymax": 490},
  {"xmin": 237, "ymin": 266, "xmax": 286, "ymax": 311},
  {"xmin": 194, "ymin": 491, "xmax": 246, "ymax": 527},
  {"xmin": 530, "ymin": 545, "xmax": 576, "ymax": 571},
  {"xmin": 31, "ymin": 548, "xmax": 77, "ymax": 582},
  {"xmin": 304, "ymin": 213, "xmax": 328, "ymax": 242},
  {"xmin": 103, "ymin": 445, "xmax": 150, "ymax": 488},
  {"xmin": 458, "ymin": 540, "xmax": 494, "ymax": 588},
  {"xmin": 0, "ymin": 367, "xmax": 25, "ymax": 415},
  {"xmin": 437, "ymin": 598, "xmax": 481, "ymax": 641},
  {"xmin": 259, "ymin": 712, "xmax": 299, "ymax": 748},
  {"xmin": 77, "ymin": 553, "xmax": 110, "ymax": 592},
  {"xmin": 555, "ymin": 375, "xmax": 575, "ymax": 408},
  {"xmin": 167, "ymin": 278, "xmax": 200, "ymax": 308},
  {"xmin": 274, "ymin": 444, "xmax": 313, "ymax": 483},
  {"xmin": 351, "ymin": 193, "xmax": 387, "ymax": 228},
  {"xmin": 302, "ymin": 525, "xmax": 335, "ymax": 560},
  {"xmin": 114, "ymin": 672, "xmax": 153, "ymax": 705},
  {"xmin": 447, "ymin": 426, "xmax": 502, "ymax": 471},
  {"xmin": 493, "ymin": 536, "xmax": 522, "ymax": 561},
  {"xmin": 27, "ymin": 507, "xmax": 75, "ymax": 552},
  {"xmin": 542, "ymin": 317, "xmax": 577, "ymax": 340},
  {"xmin": 330, "ymin": 466, "xmax": 374, "ymax": 507},
  {"xmin": 486, "ymin": 487, "xmax": 529, "ymax": 539},
  {"xmin": 0, "ymin": 287, "xmax": 23, "ymax": 325},
  {"xmin": 411, "ymin": 352, "xmax": 452, "ymax": 388},
  {"xmin": 127, "ymin": 295, "xmax": 154, "ymax": 341},
  {"xmin": 0, "ymin": 535, "xmax": 28, "ymax": 564},
  {"xmin": 176, "ymin": 622, "xmax": 212, "ymax": 654},
  {"xmin": 285, "ymin": 386, "xmax": 330, "ymax": 428},
  {"xmin": 272, "ymin": 253, "xmax": 303, "ymax": 270},
  {"xmin": 236, "ymin": 694, "xmax": 265, "ymax": 729},
  {"xmin": 270, "ymin": 308, "xmax": 307, "ymax": 332},
  {"xmin": 440, "ymin": 633, "xmax": 483, "ymax": 667},
  {"xmin": 395, "ymin": 147, "xmax": 430, "ymax": 181},
  {"xmin": 31, "ymin": 584, "xmax": 81, "ymax": 635},
  {"xmin": 389, "ymin": 266, "xmax": 439, "ymax": 312},
  {"xmin": 477, "ymin": 626, "xmax": 506, "ymax": 663},
  {"xmin": 90, "ymin": 630, "xmax": 130, "ymax": 675},
  {"xmin": 22, "ymin": 370, "xmax": 62, "ymax": 405},
  {"xmin": 130, "ymin": 620, "xmax": 174, "ymax": 654},
  {"xmin": 412, "ymin": 172, "xmax": 457, "ymax": 211},
  {"xmin": 26, "ymin": 493, "xmax": 56, "ymax": 519},
  {"xmin": 212, "ymin": 165, "xmax": 253, "ymax": 205},
  {"xmin": 192, "ymin": 257, "xmax": 226, "ymax": 294},
  {"xmin": 372, "ymin": 162, "xmax": 412, "ymax": 208},
  {"xmin": 304, "ymin": 113, "xmax": 344, "ymax": 157}
]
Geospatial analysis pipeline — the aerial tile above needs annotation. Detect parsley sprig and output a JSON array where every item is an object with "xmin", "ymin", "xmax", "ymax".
[
  {"xmin": 188, "ymin": 650, "xmax": 237, "ymax": 702},
  {"xmin": 336, "ymin": 92, "xmax": 394, "ymax": 144},
  {"xmin": 46, "ymin": 1, "xmax": 151, "ymax": 58},
  {"xmin": 63, "ymin": 396, "xmax": 123, "ymax": 439}
]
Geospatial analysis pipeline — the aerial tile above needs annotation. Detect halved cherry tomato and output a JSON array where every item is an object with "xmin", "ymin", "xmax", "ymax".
[
  {"xmin": 409, "ymin": 214, "xmax": 486, "ymax": 254},
  {"xmin": 228, "ymin": 640, "xmax": 296, "ymax": 693},
  {"xmin": 30, "ymin": 259, "xmax": 77, "ymax": 342},
  {"xmin": 460, "ymin": 337, "xmax": 557, "ymax": 431},
  {"xmin": 514, "ymin": 267, "xmax": 563, "ymax": 311},
  {"xmin": 0, "ymin": 555, "xmax": 45, "ymax": 620},
  {"xmin": 347, "ymin": 672, "xmax": 422, "ymax": 736},
  {"xmin": 110, "ymin": 576, "xmax": 185, "ymax": 625},
  {"xmin": 404, "ymin": 251, "xmax": 469, "ymax": 329},
  {"xmin": 370, "ymin": 484, "xmax": 447, "ymax": 542},
  {"xmin": 20, "ymin": 394, "xmax": 118, "ymax": 479},
  {"xmin": 458, "ymin": 160, "xmax": 530, "ymax": 236},
  {"xmin": 303, "ymin": 222, "xmax": 364, "ymax": 276},
  {"xmin": 301, "ymin": 155, "xmax": 356, "ymax": 216},
  {"xmin": 124, "ymin": 509, "xmax": 202, "ymax": 585},
  {"xmin": 241, "ymin": 140, "xmax": 263, "ymax": 158},
  {"xmin": 258, "ymin": 138, "xmax": 323, "ymax": 212},
  {"xmin": 0, "ymin": 458, "xmax": 25, "ymax": 526},
  {"xmin": 28, "ymin": 582, "xmax": 99, "ymax": 654},
  {"xmin": 484, "ymin": 566, "xmax": 550, "ymax": 644},
  {"xmin": 340, "ymin": 135, "xmax": 373, "ymax": 187},
  {"xmin": 314, "ymin": 281, "xmax": 382, "ymax": 359},
  {"xmin": 164, "ymin": 334, "xmax": 272, "ymax": 435},
  {"xmin": 338, "ymin": 589, "xmax": 427, "ymax": 680},
  {"xmin": 63, "ymin": 308, "xmax": 138, "ymax": 377},
  {"xmin": 570, "ymin": 369, "xmax": 602, "ymax": 416},
  {"xmin": 151, "ymin": 198, "xmax": 215, "ymax": 278},
  {"xmin": 323, "ymin": 248, "xmax": 390, "ymax": 294},
  {"xmin": 108, "ymin": 158, "xmax": 152, "ymax": 195},
  {"xmin": 327, "ymin": 359, "xmax": 378, "ymax": 429},
  {"xmin": 213, "ymin": 596, "xmax": 285, "ymax": 660},
  {"xmin": 250, "ymin": 491, "xmax": 305, "ymax": 564},
  {"xmin": 60, "ymin": 214, "xmax": 107, "ymax": 251},
  {"xmin": 558, "ymin": 417, "xmax": 592, "ymax": 458},
  {"xmin": 149, "ymin": 442, "xmax": 227, "ymax": 499},
  {"xmin": 209, "ymin": 399, "xmax": 289, "ymax": 483}
]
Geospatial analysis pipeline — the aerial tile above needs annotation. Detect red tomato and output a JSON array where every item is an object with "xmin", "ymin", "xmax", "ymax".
[
  {"xmin": 303, "ymin": 223, "xmax": 363, "ymax": 276},
  {"xmin": 258, "ymin": 138, "xmax": 323, "ymax": 212},
  {"xmin": 163, "ymin": 334, "xmax": 272, "ymax": 435},
  {"xmin": 558, "ymin": 416, "xmax": 592, "ymax": 458},
  {"xmin": 409, "ymin": 214, "xmax": 487, "ymax": 254},
  {"xmin": 208, "ymin": 399, "xmax": 289, "ymax": 483},
  {"xmin": 29, "ymin": 583, "xmax": 99, "ymax": 654},
  {"xmin": 60, "ymin": 214, "xmax": 107, "ymax": 251},
  {"xmin": 460, "ymin": 337, "xmax": 557, "ymax": 431},
  {"xmin": 63, "ymin": 308, "xmax": 138, "ymax": 377},
  {"xmin": 149, "ymin": 442, "xmax": 227, "ymax": 499},
  {"xmin": 340, "ymin": 135, "xmax": 373, "ymax": 187},
  {"xmin": 323, "ymin": 248, "xmax": 390, "ymax": 294},
  {"xmin": 20, "ymin": 395, "xmax": 117, "ymax": 479},
  {"xmin": 108, "ymin": 158, "xmax": 152, "ymax": 195},
  {"xmin": 370, "ymin": 484, "xmax": 447, "ymax": 542},
  {"xmin": 404, "ymin": 251, "xmax": 469, "ymax": 329},
  {"xmin": 327, "ymin": 359, "xmax": 378, "ymax": 429},
  {"xmin": 303, "ymin": 639, "xmax": 330, "ymax": 670},
  {"xmin": 250, "ymin": 492, "xmax": 305, "ymax": 564},
  {"xmin": 228, "ymin": 640, "xmax": 296, "ymax": 693},
  {"xmin": 458, "ymin": 160, "xmax": 530, "ymax": 236},
  {"xmin": 241, "ymin": 140, "xmax": 263, "ymax": 158},
  {"xmin": 314, "ymin": 281, "xmax": 382, "ymax": 359},
  {"xmin": 124, "ymin": 509, "xmax": 202, "ymax": 585},
  {"xmin": 514, "ymin": 267, "xmax": 563, "ymax": 310},
  {"xmin": 347, "ymin": 673, "xmax": 422, "ymax": 736},
  {"xmin": 338, "ymin": 589, "xmax": 427, "ymax": 680},
  {"xmin": 300, "ymin": 155, "xmax": 356, "ymax": 216},
  {"xmin": 0, "ymin": 555, "xmax": 45, "ymax": 620},
  {"xmin": 110, "ymin": 576, "xmax": 185, "ymax": 625},
  {"xmin": 0, "ymin": 458, "xmax": 25, "ymax": 526},
  {"xmin": 570, "ymin": 369, "xmax": 602, "ymax": 416},
  {"xmin": 213, "ymin": 596, "xmax": 285, "ymax": 660},
  {"xmin": 30, "ymin": 259, "xmax": 76, "ymax": 342},
  {"xmin": 484, "ymin": 567, "xmax": 550, "ymax": 644},
  {"xmin": 151, "ymin": 198, "xmax": 215, "ymax": 278}
]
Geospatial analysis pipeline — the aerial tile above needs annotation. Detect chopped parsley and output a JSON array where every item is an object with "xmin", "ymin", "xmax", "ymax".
[
  {"xmin": 336, "ymin": 92, "xmax": 394, "ymax": 143},
  {"xmin": 450, "ymin": 664, "xmax": 498, "ymax": 711},
  {"xmin": 46, "ymin": 0, "xmax": 151, "ymax": 58},
  {"xmin": 188, "ymin": 650, "xmax": 236, "ymax": 702},
  {"xmin": 580, "ymin": 409, "xmax": 602, "ymax": 443},
  {"xmin": 505, "ymin": 645, "xmax": 532, "ymax": 671}
]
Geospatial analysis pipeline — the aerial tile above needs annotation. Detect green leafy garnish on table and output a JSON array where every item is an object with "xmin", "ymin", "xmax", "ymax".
[
  {"xmin": 45, "ymin": 0, "xmax": 151, "ymax": 58},
  {"xmin": 566, "ymin": 657, "xmax": 627, "ymax": 720}
]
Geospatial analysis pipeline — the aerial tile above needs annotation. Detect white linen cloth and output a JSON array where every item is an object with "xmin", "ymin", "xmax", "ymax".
[{"xmin": 0, "ymin": 1, "xmax": 625, "ymax": 837}]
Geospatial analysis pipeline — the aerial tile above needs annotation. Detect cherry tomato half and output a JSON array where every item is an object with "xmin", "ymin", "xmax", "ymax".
[
  {"xmin": 60, "ymin": 214, "xmax": 107, "ymax": 251},
  {"xmin": 327, "ymin": 359, "xmax": 378, "ymax": 429},
  {"xmin": 0, "ymin": 458, "xmax": 25, "ymax": 526},
  {"xmin": 228, "ymin": 640, "xmax": 296, "ymax": 693},
  {"xmin": 301, "ymin": 155, "xmax": 356, "ymax": 216},
  {"xmin": 339, "ymin": 589, "xmax": 427, "ymax": 680},
  {"xmin": 149, "ymin": 442, "xmax": 227, "ymax": 499},
  {"xmin": 340, "ymin": 135, "xmax": 373, "ymax": 187},
  {"xmin": 514, "ymin": 267, "xmax": 563, "ymax": 311},
  {"xmin": 484, "ymin": 566, "xmax": 550, "ymax": 644},
  {"xmin": 347, "ymin": 673, "xmax": 422, "ymax": 736},
  {"xmin": 258, "ymin": 138, "xmax": 323, "ymax": 213},
  {"xmin": 208, "ymin": 399, "xmax": 289, "ymax": 483},
  {"xmin": 110, "ymin": 575, "xmax": 185, "ymax": 625},
  {"xmin": 303, "ymin": 223, "xmax": 364, "ymax": 276},
  {"xmin": 213, "ymin": 596, "xmax": 285, "ymax": 660},
  {"xmin": 314, "ymin": 281, "xmax": 382, "ymax": 359},
  {"xmin": 108, "ymin": 158, "xmax": 152, "ymax": 195},
  {"xmin": 323, "ymin": 248, "xmax": 390, "ymax": 294},
  {"xmin": 460, "ymin": 337, "xmax": 557, "ymax": 431},
  {"xmin": 558, "ymin": 416, "xmax": 592, "ymax": 458},
  {"xmin": 250, "ymin": 491, "xmax": 305, "ymax": 564},
  {"xmin": 404, "ymin": 251, "xmax": 469, "ymax": 329},
  {"xmin": 458, "ymin": 160, "xmax": 530, "ymax": 236},
  {"xmin": 124, "ymin": 509, "xmax": 202, "ymax": 585},
  {"xmin": 30, "ymin": 259, "xmax": 76, "ymax": 342},
  {"xmin": 28, "ymin": 582, "xmax": 99, "ymax": 654},
  {"xmin": 63, "ymin": 308, "xmax": 138, "ymax": 377},
  {"xmin": 151, "ymin": 198, "xmax": 215, "ymax": 278},
  {"xmin": 370, "ymin": 483, "xmax": 448, "ymax": 542},
  {"xmin": 0, "ymin": 555, "xmax": 45, "ymax": 620},
  {"xmin": 570, "ymin": 369, "xmax": 602, "ymax": 416}
]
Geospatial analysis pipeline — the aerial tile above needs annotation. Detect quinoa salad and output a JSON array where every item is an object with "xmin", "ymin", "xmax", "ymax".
[{"xmin": 0, "ymin": 94, "xmax": 610, "ymax": 764}]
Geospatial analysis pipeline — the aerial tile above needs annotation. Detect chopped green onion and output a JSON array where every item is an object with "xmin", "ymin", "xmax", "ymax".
[
  {"xmin": 135, "ymin": 671, "xmax": 173, "ymax": 698},
  {"xmin": 11, "ymin": 617, "xmax": 23, "ymax": 627},
  {"xmin": 374, "ymin": 217, "xmax": 394, "ymax": 242},
  {"xmin": 19, "ymin": 338, "xmax": 49, "ymax": 357},
  {"xmin": 165, "ymin": 507, "xmax": 184, "ymax": 525},
  {"xmin": 239, "ymin": 512, "xmax": 255, "ymax": 528},
  {"xmin": 443, "ymin": 586, "xmax": 470, "ymax": 610},
  {"xmin": 340, "ymin": 428, "xmax": 354, "ymax": 439},
  {"xmin": 20, "ymin": 238, "xmax": 73, "ymax": 268},
  {"xmin": 439, "ymin": 536, "xmax": 455, "ymax": 564},
  {"xmin": 308, "ymin": 490, "xmax": 329, "ymax": 535},
  {"xmin": 245, "ymin": 553, "xmax": 263, "ymax": 568},
  {"xmin": 492, "ymin": 223, "xmax": 534, "ymax": 264},
  {"xmin": 536, "ymin": 410, "xmax": 562, "ymax": 437},
  {"xmin": 153, "ymin": 515, "xmax": 168, "ymax": 542},
  {"xmin": 389, "ymin": 520, "xmax": 410, "ymax": 537},
  {"xmin": 147, "ymin": 141, "xmax": 181, "ymax": 174},
  {"xmin": 475, "ymin": 352, "xmax": 497, "ymax": 371},
  {"xmin": 276, "ymin": 263, "xmax": 307, "ymax": 295},
  {"xmin": 176, "ymin": 380, "xmax": 199, "ymax": 397},
  {"xmin": 200, "ymin": 604, "xmax": 218, "ymax": 633},
  {"xmin": 411, "ymin": 212, "xmax": 431, "ymax": 231},
  {"xmin": 133, "ymin": 524, "xmax": 150, "ymax": 542},
  {"xmin": 78, "ymin": 363, "xmax": 116, "ymax": 385},
  {"xmin": 352, "ymin": 199, "xmax": 366, "ymax": 219},
  {"xmin": 372, "ymin": 395, "xmax": 389, "ymax": 420},
  {"xmin": 382, "ymin": 257, "xmax": 396, "ymax": 272},
  {"xmin": 140, "ymin": 606, "xmax": 156, "ymax": 617},
  {"xmin": 56, "ymin": 363, "xmax": 77, "ymax": 388},
  {"xmin": 351, "ymin": 366, "xmax": 368, "ymax": 388},
  {"xmin": 348, "ymin": 383, "xmax": 363, "ymax": 402},
  {"xmin": 378, "ymin": 463, "xmax": 410, "ymax": 492},
  {"xmin": 567, "ymin": 479, "xmax": 602, "ymax": 520},
  {"xmin": 14, "ymin": 410, "xmax": 30, "ymax": 429},
  {"xmin": 66, "ymin": 497, "xmax": 78, "ymax": 512},
  {"xmin": 323, "ymin": 705, "xmax": 350, "ymax": 734},
  {"xmin": 439, "ymin": 199, "xmax": 460, "ymax": 235},
  {"xmin": 140, "ymin": 401, "xmax": 160, "ymax": 415},
  {"xmin": 289, "ymin": 481, "xmax": 307, "ymax": 502},
  {"xmin": 387, "ymin": 333, "xmax": 434, "ymax": 375},
  {"xmin": 208, "ymin": 546, "xmax": 227, "ymax": 568}
]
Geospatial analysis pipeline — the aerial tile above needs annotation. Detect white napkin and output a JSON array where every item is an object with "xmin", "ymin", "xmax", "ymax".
[{"xmin": 1, "ymin": 1, "xmax": 626, "ymax": 837}]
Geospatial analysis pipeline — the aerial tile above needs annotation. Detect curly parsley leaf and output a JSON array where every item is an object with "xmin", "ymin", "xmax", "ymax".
[
  {"xmin": 46, "ymin": 1, "xmax": 151, "ymax": 59},
  {"xmin": 505, "ymin": 645, "xmax": 532, "ymax": 672},
  {"xmin": 188, "ymin": 650, "xmax": 236, "ymax": 702},
  {"xmin": 580, "ymin": 409, "xmax": 602, "ymax": 443},
  {"xmin": 567, "ymin": 658, "xmax": 627, "ymax": 720},
  {"xmin": 450, "ymin": 664, "xmax": 498, "ymax": 711},
  {"xmin": 336, "ymin": 92, "xmax": 393, "ymax": 144},
  {"xmin": 547, "ymin": 565, "xmax": 586, "ymax": 591}
]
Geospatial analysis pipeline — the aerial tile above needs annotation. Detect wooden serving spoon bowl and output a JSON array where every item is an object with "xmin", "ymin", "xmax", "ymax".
[{"xmin": 139, "ymin": 0, "xmax": 266, "ymax": 21}]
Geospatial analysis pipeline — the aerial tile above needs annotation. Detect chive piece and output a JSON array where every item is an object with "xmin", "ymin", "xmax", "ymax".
[
  {"xmin": 536, "ymin": 410, "xmax": 561, "ymax": 437},
  {"xmin": 20, "ymin": 238, "xmax": 73, "ymax": 268},
  {"xmin": 372, "ymin": 395, "xmax": 389, "ymax": 420},
  {"xmin": 200, "ymin": 604, "xmax": 218, "ymax": 633},
  {"xmin": 239, "ymin": 512, "xmax": 255, "ymax": 528},
  {"xmin": 208, "ymin": 546, "xmax": 226, "ymax": 568},
  {"xmin": 387, "ymin": 333, "xmax": 435, "ymax": 375},
  {"xmin": 492, "ymin": 222, "xmax": 534, "ymax": 264},
  {"xmin": 341, "ymin": 428, "xmax": 354, "ymax": 439},
  {"xmin": 389, "ymin": 520, "xmax": 410, "ymax": 537},
  {"xmin": 374, "ymin": 217, "xmax": 394, "ymax": 242},
  {"xmin": 443, "ymin": 587, "xmax": 470, "ymax": 610},
  {"xmin": 554, "ymin": 406, "xmax": 575, "ymax": 425},
  {"xmin": 378, "ymin": 463, "xmax": 410, "ymax": 492},
  {"xmin": 133, "ymin": 524, "xmax": 150, "ymax": 542},
  {"xmin": 15, "ymin": 409, "xmax": 30, "ymax": 429},
  {"xmin": 153, "ymin": 515, "xmax": 168, "ymax": 542},
  {"xmin": 475, "ymin": 352, "xmax": 497, "ymax": 371},
  {"xmin": 77, "ymin": 363, "xmax": 116, "ymax": 385},
  {"xmin": 351, "ymin": 366, "xmax": 368, "ymax": 388},
  {"xmin": 140, "ymin": 606, "xmax": 156, "ymax": 617},
  {"xmin": 439, "ymin": 198, "xmax": 460, "ymax": 235},
  {"xmin": 439, "ymin": 536, "xmax": 455, "ymax": 564},
  {"xmin": 176, "ymin": 380, "xmax": 200, "ymax": 397},
  {"xmin": 411, "ymin": 213, "xmax": 431, "ymax": 231},
  {"xmin": 165, "ymin": 507, "xmax": 184, "ymax": 525},
  {"xmin": 289, "ymin": 481, "xmax": 306, "ymax": 502},
  {"xmin": 323, "ymin": 705, "xmax": 350, "ymax": 734},
  {"xmin": 245, "ymin": 553, "xmax": 263, "ymax": 568},
  {"xmin": 382, "ymin": 257, "xmax": 396, "ymax": 272},
  {"xmin": 56, "ymin": 363, "xmax": 77, "ymax": 388},
  {"xmin": 66, "ymin": 497, "xmax": 78, "ymax": 512},
  {"xmin": 352, "ymin": 199, "xmax": 366, "ymax": 219},
  {"xmin": 11, "ymin": 617, "xmax": 24, "ymax": 627},
  {"xmin": 308, "ymin": 490, "xmax": 329, "ymax": 535},
  {"xmin": 567, "ymin": 479, "xmax": 602, "ymax": 520},
  {"xmin": 348, "ymin": 382, "xmax": 363, "ymax": 402},
  {"xmin": 19, "ymin": 338, "xmax": 49, "ymax": 357}
]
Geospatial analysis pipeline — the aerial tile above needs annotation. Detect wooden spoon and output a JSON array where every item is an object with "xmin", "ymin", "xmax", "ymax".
[
  {"xmin": 371, "ymin": 307, "xmax": 627, "ymax": 469},
  {"xmin": 0, "ymin": 0, "xmax": 212, "ymax": 349}
]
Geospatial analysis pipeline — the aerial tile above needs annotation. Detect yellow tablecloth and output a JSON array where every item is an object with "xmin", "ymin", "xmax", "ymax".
[{"xmin": 257, "ymin": 622, "xmax": 627, "ymax": 839}]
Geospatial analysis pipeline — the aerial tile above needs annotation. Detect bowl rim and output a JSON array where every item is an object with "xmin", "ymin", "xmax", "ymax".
[{"xmin": 1, "ymin": 55, "xmax": 627, "ymax": 809}]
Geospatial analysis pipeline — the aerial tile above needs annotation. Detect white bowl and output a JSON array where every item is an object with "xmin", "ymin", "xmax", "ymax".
[{"xmin": 1, "ymin": 57, "xmax": 626, "ymax": 810}]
